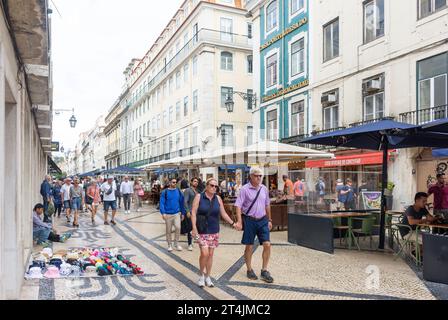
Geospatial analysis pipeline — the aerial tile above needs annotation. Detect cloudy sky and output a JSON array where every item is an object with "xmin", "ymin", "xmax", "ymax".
[{"xmin": 51, "ymin": 0, "xmax": 181, "ymax": 151}]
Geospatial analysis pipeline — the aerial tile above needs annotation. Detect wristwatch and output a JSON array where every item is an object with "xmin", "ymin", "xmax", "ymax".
[{"xmin": 268, "ymin": 219, "xmax": 273, "ymax": 222}]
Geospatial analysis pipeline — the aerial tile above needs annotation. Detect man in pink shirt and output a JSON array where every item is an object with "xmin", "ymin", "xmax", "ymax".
[
  {"xmin": 428, "ymin": 173, "xmax": 448, "ymax": 218},
  {"xmin": 293, "ymin": 177, "xmax": 305, "ymax": 201}
]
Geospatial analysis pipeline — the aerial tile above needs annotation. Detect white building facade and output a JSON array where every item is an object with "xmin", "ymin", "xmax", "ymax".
[
  {"xmin": 0, "ymin": 0, "xmax": 53, "ymax": 299},
  {"xmin": 119, "ymin": 0, "xmax": 254, "ymax": 180},
  {"xmin": 306, "ymin": 0, "xmax": 448, "ymax": 209}
]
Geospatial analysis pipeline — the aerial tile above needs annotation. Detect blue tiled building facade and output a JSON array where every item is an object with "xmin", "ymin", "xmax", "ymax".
[{"xmin": 255, "ymin": 0, "xmax": 309, "ymax": 142}]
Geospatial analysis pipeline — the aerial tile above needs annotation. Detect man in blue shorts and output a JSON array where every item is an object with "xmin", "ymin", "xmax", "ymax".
[{"xmin": 235, "ymin": 167, "xmax": 273, "ymax": 283}]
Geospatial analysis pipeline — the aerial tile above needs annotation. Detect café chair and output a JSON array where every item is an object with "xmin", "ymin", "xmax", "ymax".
[
  {"xmin": 390, "ymin": 223, "xmax": 423, "ymax": 265},
  {"xmin": 333, "ymin": 217, "xmax": 349, "ymax": 246},
  {"xmin": 352, "ymin": 216, "xmax": 376, "ymax": 249}
]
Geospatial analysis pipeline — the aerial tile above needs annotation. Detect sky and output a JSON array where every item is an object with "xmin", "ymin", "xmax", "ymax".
[{"xmin": 51, "ymin": 0, "xmax": 181, "ymax": 152}]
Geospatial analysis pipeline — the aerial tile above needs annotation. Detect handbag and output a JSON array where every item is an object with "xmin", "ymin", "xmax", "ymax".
[
  {"xmin": 196, "ymin": 194, "xmax": 216, "ymax": 234},
  {"xmin": 138, "ymin": 188, "xmax": 144, "ymax": 197}
]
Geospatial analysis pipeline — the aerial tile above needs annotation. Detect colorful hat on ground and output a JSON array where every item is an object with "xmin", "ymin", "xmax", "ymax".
[
  {"xmin": 70, "ymin": 265, "xmax": 82, "ymax": 277},
  {"xmin": 97, "ymin": 266, "xmax": 109, "ymax": 276},
  {"xmin": 41, "ymin": 248, "xmax": 53, "ymax": 258},
  {"xmin": 32, "ymin": 260, "xmax": 46, "ymax": 269},
  {"xmin": 59, "ymin": 263, "xmax": 72, "ymax": 277},
  {"xmin": 34, "ymin": 254, "xmax": 48, "ymax": 263},
  {"xmin": 66, "ymin": 252, "xmax": 79, "ymax": 260},
  {"xmin": 49, "ymin": 258, "xmax": 63, "ymax": 269},
  {"xmin": 85, "ymin": 266, "xmax": 97, "ymax": 275},
  {"xmin": 44, "ymin": 266, "xmax": 60, "ymax": 279},
  {"xmin": 26, "ymin": 267, "xmax": 44, "ymax": 279}
]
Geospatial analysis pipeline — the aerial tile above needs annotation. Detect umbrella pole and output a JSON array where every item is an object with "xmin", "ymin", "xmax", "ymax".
[{"xmin": 379, "ymin": 143, "xmax": 388, "ymax": 250}]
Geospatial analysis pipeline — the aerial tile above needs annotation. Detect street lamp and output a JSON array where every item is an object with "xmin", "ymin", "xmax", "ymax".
[
  {"xmin": 54, "ymin": 108, "xmax": 78, "ymax": 128},
  {"xmin": 225, "ymin": 91, "xmax": 257, "ymax": 113},
  {"xmin": 139, "ymin": 135, "xmax": 156, "ymax": 148}
]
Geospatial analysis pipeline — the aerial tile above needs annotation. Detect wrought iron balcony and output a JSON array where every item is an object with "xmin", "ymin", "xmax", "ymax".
[
  {"xmin": 399, "ymin": 105, "xmax": 448, "ymax": 125},
  {"xmin": 349, "ymin": 116, "xmax": 395, "ymax": 128}
]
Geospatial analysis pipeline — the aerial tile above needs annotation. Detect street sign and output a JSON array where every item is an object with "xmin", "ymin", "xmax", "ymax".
[{"xmin": 51, "ymin": 142, "xmax": 60, "ymax": 152}]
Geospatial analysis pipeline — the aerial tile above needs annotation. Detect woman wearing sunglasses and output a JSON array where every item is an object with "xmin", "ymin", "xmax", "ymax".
[{"xmin": 191, "ymin": 178, "xmax": 239, "ymax": 288}]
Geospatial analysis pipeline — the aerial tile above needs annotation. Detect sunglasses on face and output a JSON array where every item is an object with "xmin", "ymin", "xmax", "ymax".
[
  {"xmin": 171, "ymin": 181, "xmax": 177, "ymax": 184},
  {"xmin": 253, "ymin": 175, "xmax": 263, "ymax": 178},
  {"xmin": 208, "ymin": 184, "xmax": 218, "ymax": 188}
]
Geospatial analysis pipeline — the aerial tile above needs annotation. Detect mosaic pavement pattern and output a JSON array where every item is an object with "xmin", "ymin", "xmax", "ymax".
[{"xmin": 20, "ymin": 205, "xmax": 448, "ymax": 300}]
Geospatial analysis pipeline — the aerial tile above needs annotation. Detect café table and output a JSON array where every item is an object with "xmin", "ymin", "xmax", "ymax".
[
  {"xmin": 314, "ymin": 212, "xmax": 372, "ymax": 250},
  {"xmin": 414, "ymin": 222, "xmax": 448, "ymax": 266}
]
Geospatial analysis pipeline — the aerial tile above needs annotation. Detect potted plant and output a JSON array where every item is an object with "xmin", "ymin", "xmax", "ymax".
[{"xmin": 383, "ymin": 182, "xmax": 395, "ymax": 210}]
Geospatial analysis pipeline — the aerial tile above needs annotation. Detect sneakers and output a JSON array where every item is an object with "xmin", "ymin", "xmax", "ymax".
[
  {"xmin": 104, "ymin": 221, "xmax": 110, "ymax": 225},
  {"xmin": 66, "ymin": 216, "xmax": 71, "ymax": 223},
  {"xmin": 39, "ymin": 240, "xmax": 52, "ymax": 247},
  {"xmin": 175, "ymin": 245, "xmax": 183, "ymax": 252},
  {"xmin": 59, "ymin": 233, "xmax": 72, "ymax": 243},
  {"xmin": 110, "ymin": 220, "xmax": 117, "ymax": 226},
  {"xmin": 198, "ymin": 275, "xmax": 205, "ymax": 287},
  {"xmin": 168, "ymin": 245, "xmax": 173, "ymax": 252},
  {"xmin": 260, "ymin": 270, "xmax": 274, "ymax": 283},
  {"xmin": 247, "ymin": 269, "xmax": 258, "ymax": 280},
  {"xmin": 205, "ymin": 276, "xmax": 214, "ymax": 288},
  {"xmin": 188, "ymin": 245, "xmax": 193, "ymax": 251}
]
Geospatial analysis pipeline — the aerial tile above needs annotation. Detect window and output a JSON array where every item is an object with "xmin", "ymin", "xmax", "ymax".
[
  {"xmin": 147, "ymin": 121, "xmax": 150, "ymax": 135},
  {"xmin": 247, "ymin": 55, "xmax": 253, "ymax": 73},
  {"xmin": 247, "ymin": 89, "xmax": 254, "ymax": 110},
  {"xmin": 266, "ymin": 0, "xmax": 278, "ymax": 33},
  {"xmin": 176, "ymin": 71, "xmax": 181, "ymax": 89},
  {"xmin": 169, "ymin": 106, "xmax": 174, "ymax": 124},
  {"xmin": 176, "ymin": 133, "xmax": 181, "ymax": 151},
  {"xmin": 291, "ymin": 0, "xmax": 304, "ymax": 15},
  {"xmin": 221, "ymin": 125, "xmax": 234, "ymax": 147},
  {"xmin": 266, "ymin": 109, "xmax": 278, "ymax": 141},
  {"xmin": 176, "ymin": 102, "xmax": 181, "ymax": 121},
  {"xmin": 193, "ymin": 127, "xmax": 198, "ymax": 146},
  {"xmin": 363, "ymin": 74, "xmax": 385, "ymax": 121},
  {"xmin": 169, "ymin": 136, "xmax": 174, "ymax": 152},
  {"xmin": 157, "ymin": 115, "xmax": 161, "ymax": 130},
  {"xmin": 419, "ymin": 0, "xmax": 447, "ymax": 19},
  {"xmin": 193, "ymin": 56, "xmax": 198, "ymax": 75},
  {"xmin": 184, "ymin": 129, "xmax": 189, "ymax": 148},
  {"xmin": 221, "ymin": 87, "xmax": 233, "ymax": 108},
  {"xmin": 193, "ymin": 90, "xmax": 198, "ymax": 112},
  {"xmin": 364, "ymin": 0, "xmax": 384, "ymax": 43},
  {"xmin": 193, "ymin": 23, "xmax": 198, "ymax": 43},
  {"xmin": 323, "ymin": 19, "xmax": 339, "ymax": 62},
  {"xmin": 152, "ymin": 118, "xmax": 156, "ymax": 133},
  {"xmin": 291, "ymin": 38, "xmax": 305, "ymax": 77},
  {"xmin": 418, "ymin": 53, "xmax": 448, "ymax": 120},
  {"xmin": 143, "ymin": 124, "xmax": 146, "ymax": 136},
  {"xmin": 221, "ymin": 51, "xmax": 233, "ymax": 70},
  {"xmin": 266, "ymin": 53, "xmax": 278, "ymax": 88},
  {"xmin": 184, "ymin": 96, "xmax": 189, "ymax": 116},
  {"xmin": 247, "ymin": 126, "xmax": 254, "ymax": 146},
  {"xmin": 291, "ymin": 101, "xmax": 305, "ymax": 136},
  {"xmin": 322, "ymin": 89, "xmax": 339, "ymax": 130},
  {"xmin": 163, "ymin": 110, "xmax": 168, "ymax": 127},
  {"xmin": 169, "ymin": 77, "xmax": 174, "ymax": 93},
  {"xmin": 184, "ymin": 64, "xmax": 189, "ymax": 83},
  {"xmin": 247, "ymin": 23, "xmax": 253, "ymax": 39},
  {"xmin": 220, "ymin": 18, "xmax": 233, "ymax": 42}
]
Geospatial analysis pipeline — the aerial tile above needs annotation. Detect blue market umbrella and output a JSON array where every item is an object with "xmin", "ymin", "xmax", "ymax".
[{"xmin": 301, "ymin": 119, "xmax": 448, "ymax": 249}]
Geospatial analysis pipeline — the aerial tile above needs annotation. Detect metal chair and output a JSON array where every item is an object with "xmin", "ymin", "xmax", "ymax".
[
  {"xmin": 333, "ymin": 217, "xmax": 349, "ymax": 246},
  {"xmin": 352, "ymin": 216, "xmax": 376, "ymax": 249}
]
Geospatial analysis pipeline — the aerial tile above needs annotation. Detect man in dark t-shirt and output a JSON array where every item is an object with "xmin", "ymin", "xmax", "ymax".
[{"xmin": 401, "ymin": 192, "xmax": 438, "ymax": 243}]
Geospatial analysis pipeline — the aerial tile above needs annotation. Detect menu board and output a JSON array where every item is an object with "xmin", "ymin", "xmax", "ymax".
[{"xmin": 361, "ymin": 192, "xmax": 382, "ymax": 210}]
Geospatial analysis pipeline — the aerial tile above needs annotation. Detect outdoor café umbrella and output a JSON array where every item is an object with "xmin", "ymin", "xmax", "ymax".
[{"xmin": 301, "ymin": 119, "xmax": 448, "ymax": 250}]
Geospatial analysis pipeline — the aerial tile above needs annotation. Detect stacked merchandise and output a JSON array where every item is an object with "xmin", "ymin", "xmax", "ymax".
[{"xmin": 25, "ymin": 247, "xmax": 144, "ymax": 279}]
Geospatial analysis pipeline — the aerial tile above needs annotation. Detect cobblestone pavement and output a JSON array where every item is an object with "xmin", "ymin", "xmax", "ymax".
[{"xmin": 20, "ymin": 205, "xmax": 448, "ymax": 300}]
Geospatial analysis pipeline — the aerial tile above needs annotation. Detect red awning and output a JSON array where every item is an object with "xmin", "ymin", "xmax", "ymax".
[{"xmin": 305, "ymin": 152, "xmax": 390, "ymax": 168}]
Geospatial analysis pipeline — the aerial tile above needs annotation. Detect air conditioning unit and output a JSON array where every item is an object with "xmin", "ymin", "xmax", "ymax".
[
  {"xmin": 363, "ymin": 79, "xmax": 381, "ymax": 93},
  {"xmin": 321, "ymin": 93, "xmax": 337, "ymax": 106}
]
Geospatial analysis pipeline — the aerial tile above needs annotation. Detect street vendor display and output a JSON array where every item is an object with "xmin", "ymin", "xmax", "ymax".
[{"xmin": 25, "ymin": 247, "xmax": 143, "ymax": 279}]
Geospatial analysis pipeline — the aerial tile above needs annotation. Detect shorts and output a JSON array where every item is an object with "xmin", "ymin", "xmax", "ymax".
[
  {"xmin": 197, "ymin": 234, "xmax": 219, "ymax": 248},
  {"xmin": 104, "ymin": 200, "xmax": 117, "ymax": 211},
  {"xmin": 242, "ymin": 215, "xmax": 271, "ymax": 245},
  {"xmin": 63, "ymin": 200, "xmax": 71, "ymax": 210},
  {"xmin": 71, "ymin": 198, "xmax": 82, "ymax": 210}
]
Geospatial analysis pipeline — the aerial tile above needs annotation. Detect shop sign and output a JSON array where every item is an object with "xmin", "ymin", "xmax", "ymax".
[
  {"xmin": 51, "ymin": 142, "xmax": 60, "ymax": 152},
  {"xmin": 305, "ymin": 152, "xmax": 386, "ymax": 168},
  {"xmin": 262, "ymin": 79, "xmax": 309, "ymax": 103},
  {"xmin": 260, "ymin": 17, "xmax": 308, "ymax": 51}
]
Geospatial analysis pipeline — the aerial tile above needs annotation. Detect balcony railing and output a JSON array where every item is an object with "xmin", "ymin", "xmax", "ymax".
[
  {"xmin": 125, "ymin": 28, "xmax": 251, "ymax": 110},
  {"xmin": 349, "ymin": 116, "xmax": 395, "ymax": 128},
  {"xmin": 399, "ymin": 105, "xmax": 448, "ymax": 125},
  {"xmin": 281, "ymin": 127, "xmax": 350, "ymax": 151},
  {"xmin": 126, "ymin": 146, "xmax": 201, "ymax": 169}
]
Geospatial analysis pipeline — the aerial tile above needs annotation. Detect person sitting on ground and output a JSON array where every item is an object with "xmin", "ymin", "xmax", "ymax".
[
  {"xmin": 401, "ymin": 192, "xmax": 440, "ymax": 249},
  {"xmin": 33, "ymin": 204, "xmax": 71, "ymax": 246}
]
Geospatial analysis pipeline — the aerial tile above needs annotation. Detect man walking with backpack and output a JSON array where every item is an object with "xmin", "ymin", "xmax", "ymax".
[{"xmin": 160, "ymin": 178, "xmax": 186, "ymax": 252}]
